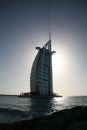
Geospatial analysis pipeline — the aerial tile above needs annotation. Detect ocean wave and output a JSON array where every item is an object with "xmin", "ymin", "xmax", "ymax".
[{"xmin": 0, "ymin": 107, "xmax": 28, "ymax": 117}]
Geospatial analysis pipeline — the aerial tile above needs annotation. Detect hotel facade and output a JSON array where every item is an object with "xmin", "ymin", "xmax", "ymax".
[{"xmin": 30, "ymin": 37, "xmax": 55, "ymax": 96}]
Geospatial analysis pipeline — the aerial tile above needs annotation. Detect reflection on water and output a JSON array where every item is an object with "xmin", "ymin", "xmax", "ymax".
[
  {"xmin": 28, "ymin": 98, "xmax": 54, "ymax": 118},
  {"xmin": 52, "ymin": 97, "xmax": 67, "ymax": 110},
  {"xmin": 23, "ymin": 97, "xmax": 70, "ymax": 119}
]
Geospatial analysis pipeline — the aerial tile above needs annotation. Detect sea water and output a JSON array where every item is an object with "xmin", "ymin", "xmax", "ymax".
[{"xmin": 0, "ymin": 95, "xmax": 87, "ymax": 123}]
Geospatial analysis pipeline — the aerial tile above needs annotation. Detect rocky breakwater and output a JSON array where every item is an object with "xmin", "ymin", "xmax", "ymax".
[{"xmin": 0, "ymin": 106, "xmax": 87, "ymax": 130}]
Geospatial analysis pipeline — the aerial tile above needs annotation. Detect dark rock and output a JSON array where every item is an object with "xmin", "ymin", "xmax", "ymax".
[
  {"xmin": 0, "ymin": 106, "xmax": 87, "ymax": 130},
  {"xmin": 68, "ymin": 120, "xmax": 87, "ymax": 130}
]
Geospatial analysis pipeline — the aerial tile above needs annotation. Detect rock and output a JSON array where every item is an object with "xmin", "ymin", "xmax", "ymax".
[{"xmin": 68, "ymin": 120, "xmax": 87, "ymax": 130}]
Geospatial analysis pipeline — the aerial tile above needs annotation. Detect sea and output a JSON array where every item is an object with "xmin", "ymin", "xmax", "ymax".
[{"xmin": 0, "ymin": 95, "xmax": 87, "ymax": 123}]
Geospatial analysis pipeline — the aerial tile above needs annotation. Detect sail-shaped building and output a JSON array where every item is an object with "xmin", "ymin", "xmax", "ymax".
[{"xmin": 30, "ymin": 35, "xmax": 56, "ymax": 96}]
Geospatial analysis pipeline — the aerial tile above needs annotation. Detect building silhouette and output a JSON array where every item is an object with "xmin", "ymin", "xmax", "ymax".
[{"xmin": 30, "ymin": 34, "xmax": 56, "ymax": 96}]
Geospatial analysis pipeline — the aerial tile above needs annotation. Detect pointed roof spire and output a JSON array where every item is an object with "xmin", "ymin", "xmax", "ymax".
[{"xmin": 49, "ymin": 32, "xmax": 51, "ymax": 41}]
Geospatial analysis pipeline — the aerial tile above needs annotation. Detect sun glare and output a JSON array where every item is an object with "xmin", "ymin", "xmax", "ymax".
[{"xmin": 52, "ymin": 51, "xmax": 64, "ymax": 72}]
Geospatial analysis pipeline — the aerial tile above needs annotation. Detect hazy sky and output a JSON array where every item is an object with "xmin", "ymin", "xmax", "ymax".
[{"xmin": 0, "ymin": 0, "xmax": 87, "ymax": 96}]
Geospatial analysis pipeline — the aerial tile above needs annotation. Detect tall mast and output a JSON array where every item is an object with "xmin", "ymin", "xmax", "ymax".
[
  {"xmin": 49, "ymin": 32, "xmax": 51, "ymax": 41},
  {"xmin": 48, "ymin": 32, "xmax": 51, "ymax": 51}
]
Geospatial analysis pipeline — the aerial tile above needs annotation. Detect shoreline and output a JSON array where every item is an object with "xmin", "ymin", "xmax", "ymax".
[
  {"xmin": 0, "ymin": 106, "xmax": 87, "ymax": 130},
  {"xmin": 18, "ymin": 95, "xmax": 62, "ymax": 98}
]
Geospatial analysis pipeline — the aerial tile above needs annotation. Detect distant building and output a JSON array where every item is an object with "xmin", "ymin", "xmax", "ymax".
[{"xmin": 30, "ymin": 34, "xmax": 56, "ymax": 96}]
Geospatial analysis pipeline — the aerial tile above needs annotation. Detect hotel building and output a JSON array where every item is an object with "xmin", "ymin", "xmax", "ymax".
[{"xmin": 30, "ymin": 36, "xmax": 55, "ymax": 96}]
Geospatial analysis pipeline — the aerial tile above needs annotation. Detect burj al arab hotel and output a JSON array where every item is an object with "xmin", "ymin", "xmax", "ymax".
[{"xmin": 30, "ymin": 34, "xmax": 56, "ymax": 96}]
